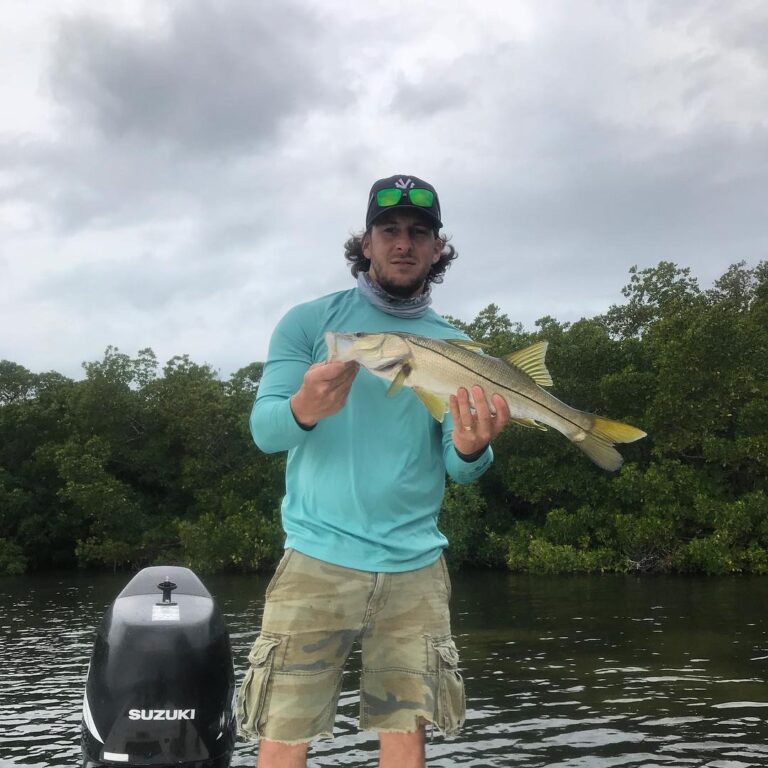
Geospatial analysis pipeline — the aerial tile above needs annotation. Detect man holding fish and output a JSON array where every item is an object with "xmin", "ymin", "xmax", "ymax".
[
  {"xmin": 237, "ymin": 174, "xmax": 644, "ymax": 768},
  {"xmin": 237, "ymin": 174, "xmax": 509, "ymax": 768}
]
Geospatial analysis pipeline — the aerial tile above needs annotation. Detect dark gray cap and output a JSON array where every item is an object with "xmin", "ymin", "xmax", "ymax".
[{"xmin": 365, "ymin": 174, "xmax": 443, "ymax": 230}]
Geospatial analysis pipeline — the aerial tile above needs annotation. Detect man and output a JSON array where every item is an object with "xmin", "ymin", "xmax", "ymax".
[{"xmin": 238, "ymin": 174, "xmax": 510, "ymax": 768}]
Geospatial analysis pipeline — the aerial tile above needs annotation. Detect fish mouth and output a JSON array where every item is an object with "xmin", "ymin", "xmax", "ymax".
[
  {"xmin": 325, "ymin": 331, "xmax": 410, "ymax": 372},
  {"xmin": 324, "ymin": 331, "xmax": 338, "ymax": 360},
  {"xmin": 324, "ymin": 331, "xmax": 355, "ymax": 361}
]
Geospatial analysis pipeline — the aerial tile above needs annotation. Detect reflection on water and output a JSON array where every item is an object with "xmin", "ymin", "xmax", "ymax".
[{"xmin": 1, "ymin": 571, "xmax": 767, "ymax": 767}]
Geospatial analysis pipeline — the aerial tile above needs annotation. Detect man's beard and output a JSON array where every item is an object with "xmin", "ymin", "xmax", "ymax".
[{"xmin": 376, "ymin": 269, "xmax": 431, "ymax": 299}]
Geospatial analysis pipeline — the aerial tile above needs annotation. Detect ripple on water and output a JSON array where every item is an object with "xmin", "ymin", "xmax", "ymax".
[{"xmin": 4, "ymin": 573, "xmax": 768, "ymax": 767}]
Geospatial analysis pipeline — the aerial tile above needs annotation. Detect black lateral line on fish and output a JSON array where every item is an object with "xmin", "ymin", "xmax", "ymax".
[{"xmin": 409, "ymin": 336, "xmax": 591, "ymax": 435}]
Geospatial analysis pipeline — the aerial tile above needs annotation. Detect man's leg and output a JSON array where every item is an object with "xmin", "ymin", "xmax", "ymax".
[
  {"xmin": 257, "ymin": 738, "xmax": 309, "ymax": 768},
  {"xmin": 238, "ymin": 551, "xmax": 371, "ymax": 755},
  {"xmin": 359, "ymin": 556, "xmax": 465, "ymax": 743},
  {"xmin": 379, "ymin": 727, "xmax": 426, "ymax": 768}
]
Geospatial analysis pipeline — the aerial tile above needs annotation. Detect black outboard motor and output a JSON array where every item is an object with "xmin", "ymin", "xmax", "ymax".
[{"xmin": 81, "ymin": 566, "xmax": 235, "ymax": 768}]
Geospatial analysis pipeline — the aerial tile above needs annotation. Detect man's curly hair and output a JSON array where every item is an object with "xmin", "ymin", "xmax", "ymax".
[{"xmin": 343, "ymin": 230, "xmax": 458, "ymax": 286}]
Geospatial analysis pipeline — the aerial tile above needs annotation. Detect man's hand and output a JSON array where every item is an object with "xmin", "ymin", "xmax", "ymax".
[
  {"xmin": 290, "ymin": 361, "xmax": 359, "ymax": 428},
  {"xmin": 450, "ymin": 385, "xmax": 510, "ymax": 457}
]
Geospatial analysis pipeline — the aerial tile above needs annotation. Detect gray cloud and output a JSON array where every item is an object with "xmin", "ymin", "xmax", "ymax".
[
  {"xmin": 31, "ymin": 248, "xmax": 249, "ymax": 312},
  {"xmin": 1, "ymin": 2, "xmax": 364, "ymax": 235},
  {"xmin": 438, "ymin": 117, "xmax": 768, "ymax": 327},
  {"xmin": 2, "ymin": 0, "xmax": 766, "ymax": 381},
  {"xmin": 391, "ymin": 73, "xmax": 475, "ymax": 118},
  {"xmin": 49, "ymin": 1, "xmax": 351, "ymax": 153},
  {"xmin": 382, "ymin": 9, "xmax": 768, "ymax": 329}
]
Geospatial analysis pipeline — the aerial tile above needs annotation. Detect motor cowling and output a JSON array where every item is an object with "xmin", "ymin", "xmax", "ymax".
[{"xmin": 81, "ymin": 566, "xmax": 235, "ymax": 768}]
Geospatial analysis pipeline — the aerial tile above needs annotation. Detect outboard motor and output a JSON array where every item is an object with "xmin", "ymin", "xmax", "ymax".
[{"xmin": 81, "ymin": 566, "xmax": 235, "ymax": 768}]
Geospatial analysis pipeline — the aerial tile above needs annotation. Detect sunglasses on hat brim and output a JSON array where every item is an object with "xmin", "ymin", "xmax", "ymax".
[{"xmin": 375, "ymin": 187, "xmax": 435, "ymax": 208}]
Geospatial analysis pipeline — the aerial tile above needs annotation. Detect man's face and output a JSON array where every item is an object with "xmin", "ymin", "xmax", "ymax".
[{"xmin": 362, "ymin": 211, "xmax": 442, "ymax": 298}]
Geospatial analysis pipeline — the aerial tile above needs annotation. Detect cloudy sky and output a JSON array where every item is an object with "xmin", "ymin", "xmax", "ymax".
[{"xmin": 2, "ymin": 0, "xmax": 766, "ymax": 380}]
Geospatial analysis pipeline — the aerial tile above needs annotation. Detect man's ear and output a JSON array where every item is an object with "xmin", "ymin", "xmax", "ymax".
[{"xmin": 362, "ymin": 231, "xmax": 372, "ymax": 259}]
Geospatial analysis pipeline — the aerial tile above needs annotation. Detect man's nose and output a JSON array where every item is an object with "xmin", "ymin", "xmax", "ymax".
[{"xmin": 393, "ymin": 231, "xmax": 411, "ymax": 251}]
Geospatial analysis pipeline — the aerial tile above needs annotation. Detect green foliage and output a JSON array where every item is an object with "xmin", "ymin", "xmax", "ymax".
[
  {"xmin": 672, "ymin": 537, "xmax": 737, "ymax": 576},
  {"xmin": 440, "ymin": 482, "xmax": 487, "ymax": 568},
  {"xmin": 525, "ymin": 539, "xmax": 618, "ymax": 575},
  {"xmin": 1, "ymin": 260, "xmax": 765, "ymax": 575},
  {"xmin": 446, "ymin": 303, "xmax": 532, "ymax": 358},
  {"xmin": 480, "ymin": 260, "xmax": 767, "ymax": 574},
  {"xmin": 611, "ymin": 514, "xmax": 675, "ymax": 572},
  {"xmin": 0, "ymin": 347, "xmax": 284, "ymax": 574},
  {"xmin": 603, "ymin": 261, "xmax": 701, "ymax": 338},
  {"xmin": 0, "ymin": 537, "xmax": 27, "ymax": 575},
  {"xmin": 55, "ymin": 436, "xmax": 148, "ymax": 569},
  {"xmin": 178, "ymin": 502, "xmax": 283, "ymax": 573}
]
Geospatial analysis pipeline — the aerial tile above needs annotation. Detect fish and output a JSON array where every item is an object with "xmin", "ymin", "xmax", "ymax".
[{"xmin": 325, "ymin": 331, "xmax": 646, "ymax": 471}]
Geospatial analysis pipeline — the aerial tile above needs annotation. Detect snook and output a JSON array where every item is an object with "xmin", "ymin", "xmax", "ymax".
[{"xmin": 325, "ymin": 331, "xmax": 646, "ymax": 471}]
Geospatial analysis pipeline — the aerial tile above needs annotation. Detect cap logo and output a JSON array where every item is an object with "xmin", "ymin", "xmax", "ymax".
[{"xmin": 394, "ymin": 178, "xmax": 415, "ymax": 190}]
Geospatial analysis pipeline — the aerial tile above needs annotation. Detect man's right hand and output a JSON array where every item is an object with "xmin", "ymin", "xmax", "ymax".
[{"xmin": 290, "ymin": 361, "xmax": 359, "ymax": 428}]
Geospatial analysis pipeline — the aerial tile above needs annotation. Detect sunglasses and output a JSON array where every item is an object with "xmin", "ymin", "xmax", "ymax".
[{"xmin": 375, "ymin": 187, "xmax": 435, "ymax": 208}]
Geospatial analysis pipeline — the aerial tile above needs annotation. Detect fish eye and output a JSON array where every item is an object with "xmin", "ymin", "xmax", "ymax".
[{"xmin": 354, "ymin": 332, "xmax": 364, "ymax": 338}]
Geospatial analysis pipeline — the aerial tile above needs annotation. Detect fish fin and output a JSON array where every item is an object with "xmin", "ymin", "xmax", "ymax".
[
  {"xmin": 385, "ymin": 364, "xmax": 411, "ymax": 397},
  {"xmin": 504, "ymin": 341, "xmax": 553, "ymax": 387},
  {"xmin": 574, "ymin": 432, "xmax": 625, "ymax": 472},
  {"xmin": 573, "ymin": 416, "xmax": 647, "ymax": 471},
  {"xmin": 511, "ymin": 417, "xmax": 548, "ymax": 432},
  {"xmin": 412, "ymin": 387, "xmax": 448, "ymax": 422},
  {"xmin": 445, "ymin": 339, "xmax": 488, "ymax": 353},
  {"xmin": 591, "ymin": 416, "xmax": 647, "ymax": 444}
]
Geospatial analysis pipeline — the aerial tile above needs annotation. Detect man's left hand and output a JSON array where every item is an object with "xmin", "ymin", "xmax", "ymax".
[{"xmin": 450, "ymin": 385, "xmax": 511, "ymax": 457}]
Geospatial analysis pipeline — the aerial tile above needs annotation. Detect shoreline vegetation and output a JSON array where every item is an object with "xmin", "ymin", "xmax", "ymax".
[{"xmin": 1, "ymin": 261, "xmax": 766, "ymax": 577}]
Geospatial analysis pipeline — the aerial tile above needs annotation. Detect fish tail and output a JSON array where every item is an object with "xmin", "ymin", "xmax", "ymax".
[
  {"xmin": 592, "ymin": 416, "xmax": 647, "ymax": 444},
  {"xmin": 575, "ymin": 416, "xmax": 647, "ymax": 472}
]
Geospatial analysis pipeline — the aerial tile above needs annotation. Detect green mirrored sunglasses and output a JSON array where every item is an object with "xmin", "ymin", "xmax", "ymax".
[{"xmin": 376, "ymin": 187, "xmax": 435, "ymax": 208}]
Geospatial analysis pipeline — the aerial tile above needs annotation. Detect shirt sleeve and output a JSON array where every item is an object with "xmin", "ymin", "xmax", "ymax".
[
  {"xmin": 249, "ymin": 305, "xmax": 319, "ymax": 454},
  {"xmin": 441, "ymin": 412, "xmax": 494, "ymax": 483}
]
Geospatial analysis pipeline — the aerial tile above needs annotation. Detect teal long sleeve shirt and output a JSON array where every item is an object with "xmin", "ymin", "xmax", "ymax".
[{"xmin": 251, "ymin": 287, "xmax": 494, "ymax": 572}]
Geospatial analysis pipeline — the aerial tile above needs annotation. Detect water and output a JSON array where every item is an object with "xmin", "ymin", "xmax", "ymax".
[{"xmin": 2, "ymin": 570, "xmax": 768, "ymax": 767}]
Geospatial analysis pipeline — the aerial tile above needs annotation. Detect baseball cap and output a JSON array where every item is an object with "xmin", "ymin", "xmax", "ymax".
[{"xmin": 365, "ymin": 174, "xmax": 443, "ymax": 230}]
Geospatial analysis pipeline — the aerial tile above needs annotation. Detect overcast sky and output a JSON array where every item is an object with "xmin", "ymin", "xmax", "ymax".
[{"xmin": 2, "ymin": 0, "xmax": 766, "ymax": 380}]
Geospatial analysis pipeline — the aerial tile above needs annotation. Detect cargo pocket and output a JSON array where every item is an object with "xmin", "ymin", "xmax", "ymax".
[
  {"xmin": 430, "ymin": 635, "xmax": 465, "ymax": 737},
  {"xmin": 237, "ymin": 633, "xmax": 282, "ymax": 740}
]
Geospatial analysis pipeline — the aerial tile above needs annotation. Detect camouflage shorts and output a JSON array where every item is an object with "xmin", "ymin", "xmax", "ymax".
[{"xmin": 237, "ymin": 549, "xmax": 465, "ymax": 744}]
